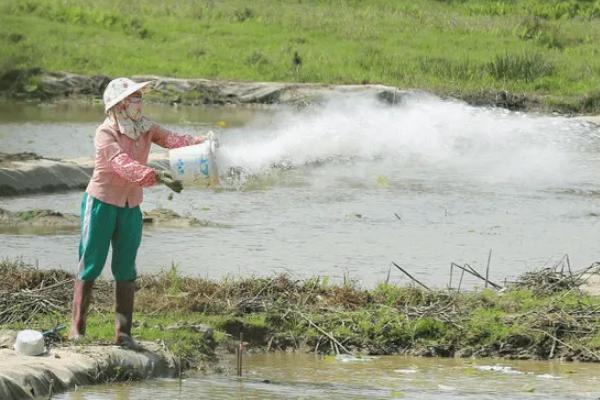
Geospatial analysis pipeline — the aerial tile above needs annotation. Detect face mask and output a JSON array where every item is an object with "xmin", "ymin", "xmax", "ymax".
[
  {"xmin": 125, "ymin": 98, "xmax": 143, "ymax": 121},
  {"xmin": 109, "ymin": 97, "xmax": 153, "ymax": 141}
]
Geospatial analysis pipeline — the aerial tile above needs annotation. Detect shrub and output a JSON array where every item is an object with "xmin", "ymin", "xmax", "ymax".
[
  {"xmin": 581, "ymin": 90, "xmax": 600, "ymax": 113},
  {"xmin": 488, "ymin": 52, "xmax": 554, "ymax": 83},
  {"xmin": 518, "ymin": 16, "xmax": 569, "ymax": 49},
  {"xmin": 234, "ymin": 7, "xmax": 253, "ymax": 22},
  {"xmin": 246, "ymin": 50, "xmax": 269, "ymax": 67},
  {"xmin": 418, "ymin": 56, "xmax": 482, "ymax": 81},
  {"xmin": 412, "ymin": 318, "xmax": 448, "ymax": 340}
]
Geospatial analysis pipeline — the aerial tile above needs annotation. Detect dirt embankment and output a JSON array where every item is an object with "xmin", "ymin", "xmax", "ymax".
[
  {"xmin": 0, "ymin": 338, "xmax": 179, "ymax": 400},
  {"xmin": 0, "ymin": 152, "xmax": 169, "ymax": 197},
  {"xmin": 0, "ymin": 69, "xmax": 586, "ymax": 113}
]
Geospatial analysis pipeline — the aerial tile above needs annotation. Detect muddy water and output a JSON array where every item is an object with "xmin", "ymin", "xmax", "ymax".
[
  {"xmin": 54, "ymin": 354, "xmax": 600, "ymax": 399},
  {"xmin": 1, "ymin": 98, "xmax": 600, "ymax": 287},
  {"xmin": 0, "ymin": 101, "xmax": 268, "ymax": 159}
]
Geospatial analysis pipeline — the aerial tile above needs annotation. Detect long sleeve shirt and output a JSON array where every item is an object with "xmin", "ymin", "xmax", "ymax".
[{"xmin": 85, "ymin": 118, "xmax": 201, "ymax": 207}]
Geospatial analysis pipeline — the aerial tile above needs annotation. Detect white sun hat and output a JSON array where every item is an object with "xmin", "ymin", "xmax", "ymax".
[
  {"xmin": 103, "ymin": 77, "xmax": 153, "ymax": 113},
  {"xmin": 14, "ymin": 329, "xmax": 46, "ymax": 356}
]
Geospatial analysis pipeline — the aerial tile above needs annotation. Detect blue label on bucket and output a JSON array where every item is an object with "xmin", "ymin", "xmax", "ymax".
[
  {"xmin": 176, "ymin": 159, "xmax": 185, "ymax": 175},
  {"xmin": 198, "ymin": 156, "xmax": 209, "ymax": 176}
]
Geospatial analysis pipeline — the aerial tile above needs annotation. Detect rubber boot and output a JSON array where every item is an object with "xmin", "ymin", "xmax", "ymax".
[
  {"xmin": 69, "ymin": 280, "xmax": 94, "ymax": 340},
  {"xmin": 115, "ymin": 281, "xmax": 142, "ymax": 350}
]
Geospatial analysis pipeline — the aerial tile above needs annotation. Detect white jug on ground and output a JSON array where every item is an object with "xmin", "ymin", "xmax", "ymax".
[{"xmin": 168, "ymin": 131, "xmax": 219, "ymax": 187}]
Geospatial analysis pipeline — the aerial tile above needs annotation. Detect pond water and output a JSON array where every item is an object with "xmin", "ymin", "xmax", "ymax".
[
  {"xmin": 1, "ymin": 94, "xmax": 600, "ymax": 287},
  {"xmin": 54, "ymin": 353, "xmax": 600, "ymax": 399}
]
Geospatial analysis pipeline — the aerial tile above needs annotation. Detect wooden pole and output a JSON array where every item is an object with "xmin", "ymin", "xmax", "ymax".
[
  {"xmin": 451, "ymin": 262, "xmax": 502, "ymax": 290},
  {"xmin": 237, "ymin": 332, "xmax": 244, "ymax": 377},
  {"xmin": 485, "ymin": 249, "xmax": 492, "ymax": 289},
  {"xmin": 48, "ymin": 378, "xmax": 54, "ymax": 399},
  {"xmin": 449, "ymin": 263, "xmax": 454, "ymax": 289},
  {"xmin": 391, "ymin": 262, "xmax": 431, "ymax": 291}
]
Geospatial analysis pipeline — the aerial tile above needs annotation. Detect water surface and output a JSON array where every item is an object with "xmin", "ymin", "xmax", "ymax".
[
  {"xmin": 54, "ymin": 353, "xmax": 600, "ymax": 399},
  {"xmin": 1, "ymin": 96, "xmax": 600, "ymax": 287}
]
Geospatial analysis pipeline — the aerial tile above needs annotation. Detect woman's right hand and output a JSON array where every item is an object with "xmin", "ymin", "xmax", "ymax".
[{"xmin": 155, "ymin": 170, "xmax": 183, "ymax": 193}]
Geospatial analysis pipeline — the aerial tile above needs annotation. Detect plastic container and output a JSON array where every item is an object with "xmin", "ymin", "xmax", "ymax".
[
  {"xmin": 168, "ymin": 133, "xmax": 219, "ymax": 187},
  {"xmin": 14, "ymin": 329, "xmax": 45, "ymax": 356}
]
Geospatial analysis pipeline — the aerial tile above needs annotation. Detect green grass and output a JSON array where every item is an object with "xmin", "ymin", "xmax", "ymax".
[{"xmin": 1, "ymin": 0, "xmax": 600, "ymax": 108}]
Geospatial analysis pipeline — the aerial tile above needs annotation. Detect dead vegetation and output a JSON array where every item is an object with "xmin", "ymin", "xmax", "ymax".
[
  {"xmin": 0, "ymin": 259, "xmax": 110, "ymax": 324},
  {"xmin": 1, "ymin": 258, "xmax": 600, "ymax": 362}
]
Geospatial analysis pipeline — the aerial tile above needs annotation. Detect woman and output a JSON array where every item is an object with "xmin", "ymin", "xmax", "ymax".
[{"xmin": 69, "ymin": 77, "xmax": 205, "ymax": 347}]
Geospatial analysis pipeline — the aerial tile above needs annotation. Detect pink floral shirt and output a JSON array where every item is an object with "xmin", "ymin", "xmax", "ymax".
[{"xmin": 86, "ymin": 118, "xmax": 201, "ymax": 207}]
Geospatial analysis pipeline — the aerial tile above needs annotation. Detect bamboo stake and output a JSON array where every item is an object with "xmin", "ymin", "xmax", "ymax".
[
  {"xmin": 391, "ymin": 262, "xmax": 430, "ymax": 291},
  {"xmin": 451, "ymin": 263, "xmax": 502, "ymax": 290},
  {"xmin": 485, "ymin": 249, "xmax": 492, "ymax": 289},
  {"xmin": 385, "ymin": 265, "xmax": 392, "ymax": 285},
  {"xmin": 457, "ymin": 268, "xmax": 465, "ymax": 293},
  {"xmin": 178, "ymin": 356, "xmax": 182, "ymax": 384},
  {"xmin": 48, "ymin": 378, "xmax": 54, "ymax": 399},
  {"xmin": 237, "ymin": 332, "xmax": 244, "ymax": 377}
]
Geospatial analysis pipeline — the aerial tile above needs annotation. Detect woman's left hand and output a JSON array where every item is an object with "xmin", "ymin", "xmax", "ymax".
[
  {"xmin": 155, "ymin": 170, "xmax": 183, "ymax": 193},
  {"xmin": 193, "ymin": 135, "xmax": 207, "ymax": 144}
]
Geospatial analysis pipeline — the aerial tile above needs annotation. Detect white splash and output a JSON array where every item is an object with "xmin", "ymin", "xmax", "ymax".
[{"xmin": 216, "ymin": 92, "xmax": 597, "ymax": 188}]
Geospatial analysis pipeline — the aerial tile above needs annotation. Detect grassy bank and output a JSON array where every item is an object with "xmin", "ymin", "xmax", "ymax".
[
  {"xmin": 1, "ymin": 1, "xmax": 600, "ymax": 112},
  {"xmin": 2, "ymin": 259, "xmax": 600, "ymax": 366}
]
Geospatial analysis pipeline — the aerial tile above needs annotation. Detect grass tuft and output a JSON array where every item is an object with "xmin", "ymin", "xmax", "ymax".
[{"xmin": 488, "ymin": 52, "xmax": 554, "ymax": 83}]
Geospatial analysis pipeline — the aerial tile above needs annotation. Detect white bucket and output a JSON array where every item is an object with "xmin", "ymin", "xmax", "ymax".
[
  {"xmin": 14, "ymin": 329, "xmax": 45, "ymax": 356},
  {"xmin": 168, "ymin": 135, "xmax": 219, "ymax": 187}
]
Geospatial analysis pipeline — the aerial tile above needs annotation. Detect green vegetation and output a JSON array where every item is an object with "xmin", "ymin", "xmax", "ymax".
[
  {"xmin": 2, "ymin": 259, "xmax": 600, "ymax": 365},
  {"xmin": 1, "ymin": 0, "xmax": 600, "ymax": 111}
]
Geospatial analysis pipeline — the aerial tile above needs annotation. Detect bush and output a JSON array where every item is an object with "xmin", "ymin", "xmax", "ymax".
[
  {"xmin": 581, "ymin": 89, "xmax": 600, "ymax": 113},
  {"xmin": 234, "ymin": 7, "xmax": 253, "ymax": 22},
  {"xmin": 466, "ymin": 2, "xmax": 508, "ymax": 17},
  {"xmin": 589, "ymin": 1, "xmax": 600, "ymax": 19},
  {"xmin": 246, "ymin": 50, "xmax": 270, "ymax": 67},
  {"xmin": 418, "ymin": 56, "xmax": 482, "ymax": 81},
  {"xmin": 412, "ymin": 318, "xmax": 448, "ymax": 340},
  {"xmin": 517, "ymin": 16, "xmax": 568, "ymax": 49},
  {"xmin": 488, "ymin": 52, "xmax": 554, "ymax": 83}
]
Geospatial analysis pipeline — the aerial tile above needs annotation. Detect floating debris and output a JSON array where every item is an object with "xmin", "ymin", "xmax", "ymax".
[{"xmin": 475, "ymin": 365, "xmax": 523, "ymax": 375}]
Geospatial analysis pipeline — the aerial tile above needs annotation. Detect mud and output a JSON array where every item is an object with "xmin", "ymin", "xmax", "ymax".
[
  {"xmin": 0, "ymin": 208, "xmax": 79, "ymax": 234},
  {"xmin": 0, "ymin": 206, "xmax": 222, "ymax": 234},
  {"xmin": 0, "ymin": 331, "xmax": 178, "ymax": 400},
  {"xmin": 142, "ymin": 208, "xmax": 229, "ymax": 229},
  {"xmin": 0, "ymin": 152, "xmax": 42, "ymax": 167}
]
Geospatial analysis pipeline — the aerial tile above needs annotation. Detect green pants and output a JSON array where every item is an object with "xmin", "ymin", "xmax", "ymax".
[{"xmin": 78, "ymin": 193, "xmax": 143, "ymax": 281}]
